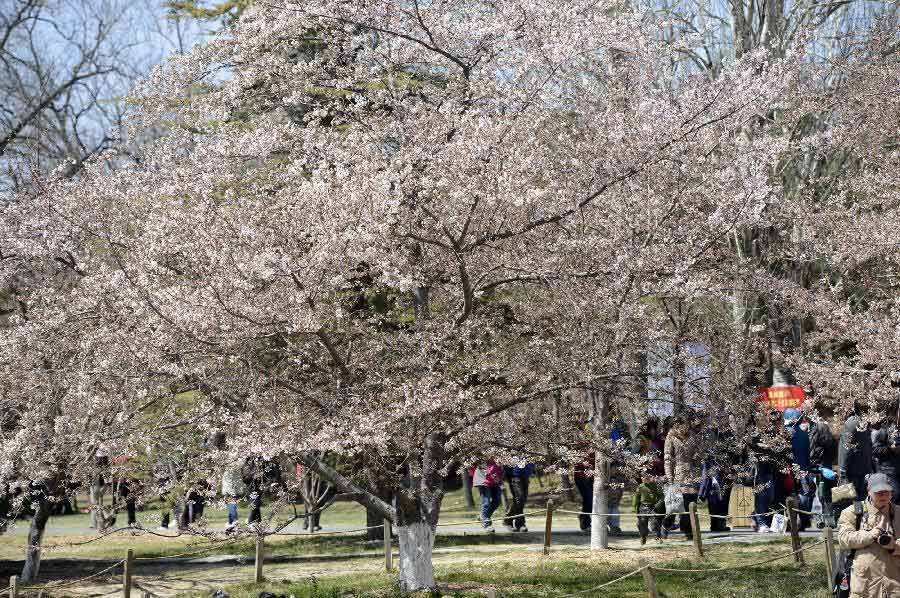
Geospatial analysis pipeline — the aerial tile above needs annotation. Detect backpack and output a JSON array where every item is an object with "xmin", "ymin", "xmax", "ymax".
[{"xmin": 833, "ymin": 509, "xmax": 864, "ymax": 598}]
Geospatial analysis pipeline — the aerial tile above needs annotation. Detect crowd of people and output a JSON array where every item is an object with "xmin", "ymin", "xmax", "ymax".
[{"xmin": 467, "ymin": 400, "xmax": 900, "ymax": 554}]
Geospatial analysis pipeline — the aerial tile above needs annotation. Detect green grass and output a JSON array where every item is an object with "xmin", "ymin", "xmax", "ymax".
[{"xmin": 183, "ymin": 541, "xmax": 832, "ymax": 598}]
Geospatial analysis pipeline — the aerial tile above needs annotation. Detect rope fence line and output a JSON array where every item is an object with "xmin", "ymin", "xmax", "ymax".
[
  {"xmin": 0, "ymin": 586, "xmax": 11, "ymax": 597},
  {"xmin": 651, "ymin": 539, "xmax": 827, "ymax": 573},
  {"xmin": 20, "ymin": 559, "xmax": 125, "ymax": 591},
  {"xmin": 553, "ymin": 508, "xmax": 786, "ymax": 519},
  {"xmin": 558, "ymin": 564, "xmax": 650, "ymax": 597},
  {"xmin": 554, "ymin": 538, "xmax": 828, "ymax": 597}
]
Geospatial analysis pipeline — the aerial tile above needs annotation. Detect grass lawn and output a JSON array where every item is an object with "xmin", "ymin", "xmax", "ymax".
[
  {"xmin": 187, "ymin": 539, "xmax": 832, "ymax": 598},
  {"xmin": 1, "ymin": 480, "xmax": 598, "ymax": 561}
]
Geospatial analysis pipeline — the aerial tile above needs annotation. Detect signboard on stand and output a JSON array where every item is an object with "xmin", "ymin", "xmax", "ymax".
[{"xmin": 755, "ymin": 386, "xmax": 805, "ymax": 412}]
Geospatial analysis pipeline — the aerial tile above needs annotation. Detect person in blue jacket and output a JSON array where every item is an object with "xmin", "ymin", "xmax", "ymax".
[
  {"xmin": 503, "ymin": 463, "xmax": 533, "ymax": 532},
  {"xmin": 785, "ymin": 407, "xmax": 813, "ymax": 531}
]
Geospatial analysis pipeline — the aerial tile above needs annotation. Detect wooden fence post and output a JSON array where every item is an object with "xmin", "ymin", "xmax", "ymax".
[
  {"xmin": 543, "ymin": 500, "xmax": 554, "ymax": 556},
  {"xmin": 689, "ymin": 502, "xmax": 703, "ymax": 558},
  {"xmin": 141, "ymin": 592, "xmax": 151, "ymax": 598},
  {"xmin": 123, "ymin": 548, "xmax": 134, "ymax": 598},
  {"xmin": 787, "ymin": 497, "xmax": 804, "ymax": 565},
  {"xmin": 642, "ymin": 565, "xmax": 658, "ymax": 598},
  {"xmin": 824, "ymin": 527, "xmax": 836, "ymax": 589},
  {"xmin": 9, "ymin": 575, "xmax": 17, "ymax": 598},
  {"xmin": 254, "ymin": 534, "xmax": 264, "ymax": 583},
  {"xmin": 383, "ymin": 519, "xmax": 392, "ymax": 572}
]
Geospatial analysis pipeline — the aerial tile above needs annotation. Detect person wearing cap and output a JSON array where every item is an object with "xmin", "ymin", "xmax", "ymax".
[{"xmin": 837, "ymin": 473, "xmax": 900, "ymax": 597}]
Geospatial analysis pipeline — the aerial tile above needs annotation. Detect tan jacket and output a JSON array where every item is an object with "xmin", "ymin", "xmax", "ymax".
[
  {"xmin": 664, "ymin": 432, "xmax": 701, "ymax": 494},
  {"xmin": 837, "ymin": 502, "xmax": 900, "ymax": 598}
]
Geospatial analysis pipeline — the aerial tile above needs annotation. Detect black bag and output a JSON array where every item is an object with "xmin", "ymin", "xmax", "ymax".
[{"xmin": 833, "ymin": 510, "xmax": 864, "ymax": 598}]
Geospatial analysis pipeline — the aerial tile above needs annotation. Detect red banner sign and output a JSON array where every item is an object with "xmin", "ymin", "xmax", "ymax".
[{"xmin": 756, "ymin": 386, "xmax": 805, "ymax": 412}]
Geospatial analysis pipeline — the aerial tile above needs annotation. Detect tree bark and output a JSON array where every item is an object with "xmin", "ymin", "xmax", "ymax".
[
  {"xmin": 395, "ymin": 432, "xmax": 444, "ymax": 591},
  {"xmin": 21, "ymin": 479, "xmax": 57, "ymax": 583},
  {"xmin": 590, "ymin": 386, "xmax": 610, "ymax": 550},
  {"xmin": 462, "ymin": 467, "xmax": 475, "ymax": 509}
]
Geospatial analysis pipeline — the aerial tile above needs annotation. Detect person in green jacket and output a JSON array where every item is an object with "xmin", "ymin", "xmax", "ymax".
[{"xmin": 635, "ymin": 471, "xmax": 666, "ymax": 544}]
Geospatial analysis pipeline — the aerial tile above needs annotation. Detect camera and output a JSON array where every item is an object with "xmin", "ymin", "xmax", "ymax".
[{"xmin": 878, "ymin": 532, "xmax": 893, "ymax": 547}]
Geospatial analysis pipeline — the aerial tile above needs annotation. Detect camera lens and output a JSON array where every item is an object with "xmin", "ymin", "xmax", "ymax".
[{"xmin": 878, "ymin": 534, "xmax": 892, "ymax": 547}]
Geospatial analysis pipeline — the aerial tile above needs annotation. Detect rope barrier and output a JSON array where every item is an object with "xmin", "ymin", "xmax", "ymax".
[
  {"xmin": 0, "ymin": 585, "xmax": 11, "ymax": 596},
  {"xmin": 21, "ymin": 559, "xmax": 125, "ymax": 590},
  {"xmin": 651, "ymin": 539, "xmax": 826, "ymax": 573},
  {"xmin": 134, "ymin": 537, "xmax": 243, "ymax": 560},
  {"xmin": 553, "ymin": 508, "xmax": 785, "ymax": 519},
  {"xmin": 272, "ymin": 523, "xmax": 385, "ymax": 536},
  {"xmin": 549, "ymin": 537, "xmax": 827, "ymax": 596},
  {"xmin": 557, "ymin": 564, "xmax": 650, "ymax": 596},
  {"xmin": 435, "ymin": 510, "xmax": 549, "ymax": 527}
]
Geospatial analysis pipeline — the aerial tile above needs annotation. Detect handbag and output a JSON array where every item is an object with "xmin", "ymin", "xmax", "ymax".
[
  {"xmin": 665, "ymin": 484, "xmax": 684, "ymax": 514},
  {"xmin": 832, "ymin": 482, "xmax": 857, "ymax": 504}
]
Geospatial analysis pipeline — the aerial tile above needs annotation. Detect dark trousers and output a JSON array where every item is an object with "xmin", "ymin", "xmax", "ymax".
[
  {"xmin": 850, "ymin": 474, "xmax": 868, "ymax": 502},
  {"xmin": 680, "ymin": 494, "xmax": 698, "ymax": 538},
  {"xmin": 505, "ymin": 476, "xmax": 530, "ymax": 529},
  {"xmin": 179, "ymin": 492, "xmax": 205, "ymax": 527},
  {"xmin": 119, "ymin": 480, "xmax": 137, "ymax": 525},
  {"xmin": 574, "ymin": 477, "xmax": 593, "ymax": 530},
  {"xmin": 709, "ymin": 486, "xmax": 732, "ymax": 531},
  {"xmin": 638, "ymin": 503, "xmax": 665, "ymax": 540},
  {"xmin": 247, "ymin": 491, "xmax": 262, "ymax": 524}
]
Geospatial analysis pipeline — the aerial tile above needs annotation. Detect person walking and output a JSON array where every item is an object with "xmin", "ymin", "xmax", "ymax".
[
  {"xmin": 664, "ymin": 417, "xmax": 702, "ymax": 540},
  {"xmin": 839, "ymin": 403, "xmax": 874, "ymax": 502},
  {"xmin": 785, "ymin": 407, "xmax": 814, "ymax": 531},
  {"xmin": 471, "ymin": 459, "xmax": 503, "ymax": 528},
  {"xmin": 503, "ymin": 463, "xmax": 533, "ymax": 532},
  {"xmin": 222, "ymin": 457, "xmax": 244, "ymax": 531},
  {"xmin": 872, "ymin": 416, "xmax": 900, "ymax": 505},
  {"xmin": 634, "ymin": 470, "xmax": 665, "ymax": 544},
  {"xmin": 836, "ymin": 473, "xmax": 900, "ymax": 597},
  {"xmin": 749, "ymin": 411, "xmax": 791, "ymax": 533},
  {"xmin": 806, "ymin": 403, "xmax": 837, "ymax": 527},
  {"xmin": 573, "ymin": 447, "xmax": 595, "ymax": 533}
]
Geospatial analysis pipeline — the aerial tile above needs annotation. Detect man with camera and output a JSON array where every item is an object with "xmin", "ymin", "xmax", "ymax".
[{"xmin": 837, "ymin": 473, "xmax": 900, "ymax": 597}]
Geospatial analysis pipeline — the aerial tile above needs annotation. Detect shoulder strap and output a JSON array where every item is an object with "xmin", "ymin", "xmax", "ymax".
[{"xmin": 844, "ymin": 510, "xmax": 864, "ymax": 573}]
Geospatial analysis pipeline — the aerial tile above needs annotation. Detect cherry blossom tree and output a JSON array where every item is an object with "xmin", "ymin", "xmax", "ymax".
[{"xmin": 3, "ymin": 0, "xmax": 882, "ymax": 589}]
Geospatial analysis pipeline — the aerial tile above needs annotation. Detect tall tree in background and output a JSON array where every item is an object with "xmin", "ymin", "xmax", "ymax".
[{"xmin": 1, "ymin": 0, "xmax": 895, "ymax": 590}]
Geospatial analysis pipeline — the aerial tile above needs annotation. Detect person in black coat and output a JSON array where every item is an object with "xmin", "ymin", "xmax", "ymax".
[
  {"xmin": 872, "ymin": 415, "xmax": 900, "ymax": 505},
  {"xmin": 838, "ymin": 403, "xmax": 874, "ymax": 501}
]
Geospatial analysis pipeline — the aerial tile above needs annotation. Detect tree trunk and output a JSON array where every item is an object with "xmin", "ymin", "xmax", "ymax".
[
  {"xmin": 590, "ymin": 452, "xmax": 610, "ymax": 550},
  {"xmin": 462, "ymin": 468, "xmax": 475, "ymax": 509},
  {"xmin": 397, "ymin": 519, "xmax": 436, "ymax": 590},
  {"xmin": 590, "ymin": 385, "xmax": 610, "ymax": 550},
  {"xmin": 395, "ymin": 432, "xmax": 444, "ymax": 592},
  {"xmin": 89, "ymin": 481, "xmax": 100, "ymax": 529},
  {"xmin": 21, "ymin": 482, "xmax": 56, "ymax": 583}
]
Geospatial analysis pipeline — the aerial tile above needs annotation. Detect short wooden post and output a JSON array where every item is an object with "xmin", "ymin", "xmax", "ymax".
[
  {"xmin": 485, "ymin": 590, "xmax": 497, "ymax": 598},
  {"xmin": 383, "ymin": 519, "xmax": 392, "ymax": 572},
  {"xmin": 123, "ymin": 548, "xmax": 134, "ymax": 598},
  {"xmin": 254, "ymin": 534, "xmax": 264, "ymax": 583},
  {"xmin": 9, "ymin": 575, "xmax": 17, "ymax": 598},
  {"xmin": 689, "ymin": 502, "xmax": 703, "ymax": 558},
  {"xmin": 787, "ymin": 497, "xmax": 804, "ymax": 565},
  {"xmin": 824, "ymin": 527, "xmax": 836, "ymax": 588},
  {"xmin": 141, "ymin": 592, "xmax": 151, "ymax": 598},
  {"xmin": 642, "ymin": 566, "xmax": 658, "ymax": 598},
  {"xmin": 543, "ymin": 499, "xmax": 554, "ymax": 556}
]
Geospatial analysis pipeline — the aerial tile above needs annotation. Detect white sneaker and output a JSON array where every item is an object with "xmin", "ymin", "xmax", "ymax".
[{"xmin": 758, "ymin": 525, "xmax": 771, "ymax": 533}]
